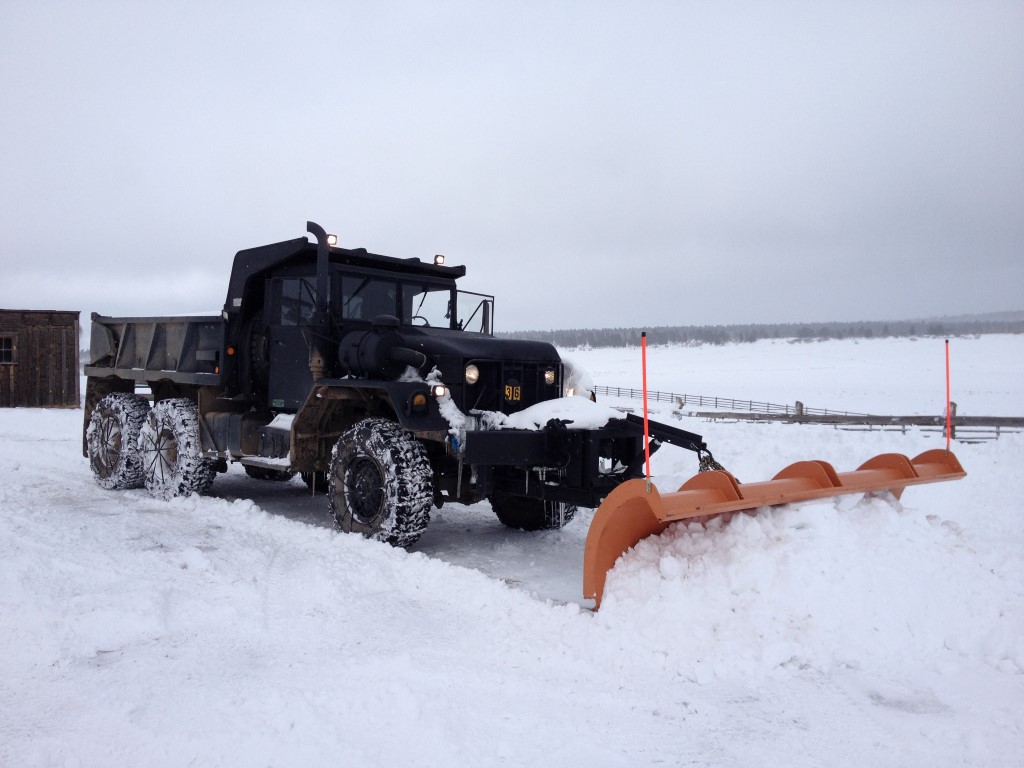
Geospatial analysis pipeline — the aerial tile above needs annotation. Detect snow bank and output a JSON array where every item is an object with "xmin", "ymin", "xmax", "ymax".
[{"xmin": 601, "ymin": 494, "xmax": 1022, "ymax": 679}]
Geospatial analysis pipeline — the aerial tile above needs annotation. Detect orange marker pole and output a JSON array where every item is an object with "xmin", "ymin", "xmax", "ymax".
[
  {"xmin": 642, "ymin": 332, "xmax": 651, "ymax": 491},
  {"xmin": 945, "ymin": 339, "xmax": 951, "ymax": 450}
]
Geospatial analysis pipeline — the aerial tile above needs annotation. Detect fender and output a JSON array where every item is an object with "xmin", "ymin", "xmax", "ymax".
[{"xmin": 300, "ymin": 378, "xmax": 451, "ymax": 433}]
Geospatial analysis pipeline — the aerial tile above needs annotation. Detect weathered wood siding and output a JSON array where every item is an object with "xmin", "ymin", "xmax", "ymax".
[{"xmin": 0, "ymin": 310, "xmax": 81, "ymax": 408}]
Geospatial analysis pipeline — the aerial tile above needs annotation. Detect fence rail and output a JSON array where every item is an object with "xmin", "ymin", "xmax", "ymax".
[
  {"xmin": 593, "ymin": 385, "xmax": 1023, "ymax": 442},
  {"xmin": 593, "ymin": 385, "xmax": 869, "ymax": 417}
]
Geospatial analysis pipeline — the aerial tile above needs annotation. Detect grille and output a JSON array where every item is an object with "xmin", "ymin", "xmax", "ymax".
[{"xmin": 461, "ymin": 361, "xmax": 558, "ymax": 414}]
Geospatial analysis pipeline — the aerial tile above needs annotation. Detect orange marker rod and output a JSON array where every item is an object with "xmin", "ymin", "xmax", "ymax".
[
  {"xmin": 945, "ymin": 339, "xmax": 951, "ymax": 450},
  {"xmin": 642, "ymin": 332, "xmax": 651, "ymax": 491}
]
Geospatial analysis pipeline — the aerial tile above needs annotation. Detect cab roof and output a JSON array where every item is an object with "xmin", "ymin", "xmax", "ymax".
[{"xmin": 224, "ymin": 236, "xmax": 467, "ymax": 313}]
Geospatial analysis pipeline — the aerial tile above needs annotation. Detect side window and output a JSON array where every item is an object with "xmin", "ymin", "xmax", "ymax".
[
  {"xmin": 458, "ymin": 293, "xmax": 494, "ymax": 334},
  {"xmin": 0, "ymin": 334, "xmax": 15, "ymax": 364},
  {"xmin": 272, "ymin": 278, "xmax": 316, "ymax": 326},
  {"xmin": 340, "ymin": 277, "xmax": 397, "ymax": 322}
]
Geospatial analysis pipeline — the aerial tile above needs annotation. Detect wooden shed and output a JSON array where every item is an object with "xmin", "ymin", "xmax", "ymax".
[{"xmin": 0, "ymin": 310, "xmax": 81, "ymax": 408}]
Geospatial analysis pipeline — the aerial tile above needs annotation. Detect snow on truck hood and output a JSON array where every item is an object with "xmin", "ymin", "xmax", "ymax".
[{"xmin": 501, "ymin": 396, "xmax": 623, "ymax": 430}]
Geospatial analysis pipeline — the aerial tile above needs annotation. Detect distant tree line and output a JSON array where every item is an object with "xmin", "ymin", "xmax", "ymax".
[{"xmin": 498, "ymin": 314, "xmax": 1024, "ymax": 349}]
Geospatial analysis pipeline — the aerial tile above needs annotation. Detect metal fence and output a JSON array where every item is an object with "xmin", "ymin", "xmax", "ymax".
[
  {"xmin": 593, "ymin": 385, "xmax": 1022, "ymax": 442},
  {"xmin": 593, "ymin": 385, "xmax": 869, "ymax": 417}
]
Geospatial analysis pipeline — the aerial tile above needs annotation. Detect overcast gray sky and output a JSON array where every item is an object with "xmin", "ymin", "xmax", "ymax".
[{"xmin": 2, "ymin": 1, "xmax": 1021, "ymax": 331}]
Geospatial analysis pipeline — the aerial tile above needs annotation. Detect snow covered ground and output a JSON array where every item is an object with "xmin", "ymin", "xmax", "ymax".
[{"xmin": 1, "ymin": 335, "xmax": 1021, "ymax": 767}]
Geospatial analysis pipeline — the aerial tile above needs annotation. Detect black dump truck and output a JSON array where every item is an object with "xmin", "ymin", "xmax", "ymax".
[{"xmin": 83, "ymin": 222, "xmax": 706, "ymax": 546}]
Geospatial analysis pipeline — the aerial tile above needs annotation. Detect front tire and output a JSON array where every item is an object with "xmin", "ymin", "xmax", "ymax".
[
  {"xmin": 138, "ymin": 398, "xmax": 217, "ymax": 500},
  {"xmin": 490, "ymin": 494, "xmax": 577, "ymax": 531},
  {"xmin": 329, "ymin": 418, "xmax": 433, "ymax": 547},
  {"xmin": 86, "ymin": 392, "xmax": 150, "ymax": 489}
]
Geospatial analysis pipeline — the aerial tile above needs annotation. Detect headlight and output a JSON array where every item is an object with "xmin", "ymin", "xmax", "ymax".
[
  {"xmin": 544, "ymin": 368, "xmax": 556, "ymax": 386},
  {"xmin": 465, "ymin": 364, "xmax": 480, "ymax": 385}
]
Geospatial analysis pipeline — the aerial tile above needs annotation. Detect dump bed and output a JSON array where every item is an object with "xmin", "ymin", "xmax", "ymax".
[{"xmin": 84, "ymin": 313, "xmax": 226, "ymax": 385}]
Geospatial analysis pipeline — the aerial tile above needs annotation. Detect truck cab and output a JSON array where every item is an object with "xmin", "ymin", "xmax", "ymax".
[{"xmin": 224, "ymin": 232, "xmax": 511, "ymax": 413}]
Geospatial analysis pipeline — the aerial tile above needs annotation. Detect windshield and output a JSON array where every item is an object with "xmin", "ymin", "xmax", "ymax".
[
  {"xmin": 405, "ymin": 282, "xmax": 454, "ymax": 328},
  {"xmin": 340, "ymin": 277, "xmax": 398, "ymax": 321},
  {"xmin": 332, "ymin": 272, "xmax": 492, "ymax": 333}
]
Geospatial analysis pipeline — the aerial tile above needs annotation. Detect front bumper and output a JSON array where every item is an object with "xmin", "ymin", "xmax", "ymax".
[{"xmin": 462, "ymin": 414, "xmax": 706, "ymax": 507}]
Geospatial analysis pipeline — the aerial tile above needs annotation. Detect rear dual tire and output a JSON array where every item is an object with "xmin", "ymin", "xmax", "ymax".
[
  {"xmin": 88, "ymin": 395, "xmax": 216, "ymax": 499},
  {"xmin": 137, "ymin": 398, "xmax": 217, "ymax": 500},
  {"xmin": 86, "ymin": 392, "xmax": 151, "ymax": 489}
]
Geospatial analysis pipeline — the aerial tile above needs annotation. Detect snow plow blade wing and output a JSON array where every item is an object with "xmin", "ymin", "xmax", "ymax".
[{"xmin": 583, "ymin": 449, "xmax": 965, "ymax": 608}]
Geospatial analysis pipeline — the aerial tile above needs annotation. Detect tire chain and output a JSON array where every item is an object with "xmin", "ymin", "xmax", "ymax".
[{"xmin": 329, "ymin": 418, "xmax": 433, "ymax": 547}]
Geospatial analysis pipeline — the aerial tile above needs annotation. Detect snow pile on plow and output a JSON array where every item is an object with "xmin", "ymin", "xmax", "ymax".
[
  {"xmin": 584, "ymin": 449, "xmax": 965, "ymax": 607},
  {"xmin": 596, "ymin": 491, "xmax": 1022, "ymax": 681}
]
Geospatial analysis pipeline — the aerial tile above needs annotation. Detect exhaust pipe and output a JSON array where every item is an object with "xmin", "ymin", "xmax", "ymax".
[{"xmin": 306, "ymin": 221, "xmax": 332, "ymax": 380}]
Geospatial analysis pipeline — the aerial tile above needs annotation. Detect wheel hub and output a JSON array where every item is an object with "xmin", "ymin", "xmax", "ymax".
[
  {"xmin": 142, "ymin": 427, "xmax": 177, "ymax": 486},
  {"xmin": 94, "ymin": 417, "xmax": 122, "ymax": 475},
  {"xmin": 344, "ymin": 456, "xmax": 384, "ymax": 525}
]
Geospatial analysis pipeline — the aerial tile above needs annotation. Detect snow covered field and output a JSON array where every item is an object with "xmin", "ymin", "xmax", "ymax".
[
  {"xmin": 570, "ymin": 333, "xmax": 1024, "ymax": 416},
  {"xmin": 1, "ymin": 335, "xmax": 1021, "ymax": 767}
]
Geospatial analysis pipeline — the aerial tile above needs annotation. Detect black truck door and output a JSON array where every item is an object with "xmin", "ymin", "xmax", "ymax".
[{"xmin": 266, "ymin": 277, "xmax": 316, "ymax": 410}]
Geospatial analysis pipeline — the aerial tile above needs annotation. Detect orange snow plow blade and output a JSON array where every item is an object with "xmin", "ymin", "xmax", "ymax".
[{"xmin": 583, "ymin": 449, "xmax": 965, "ymax": 608}]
